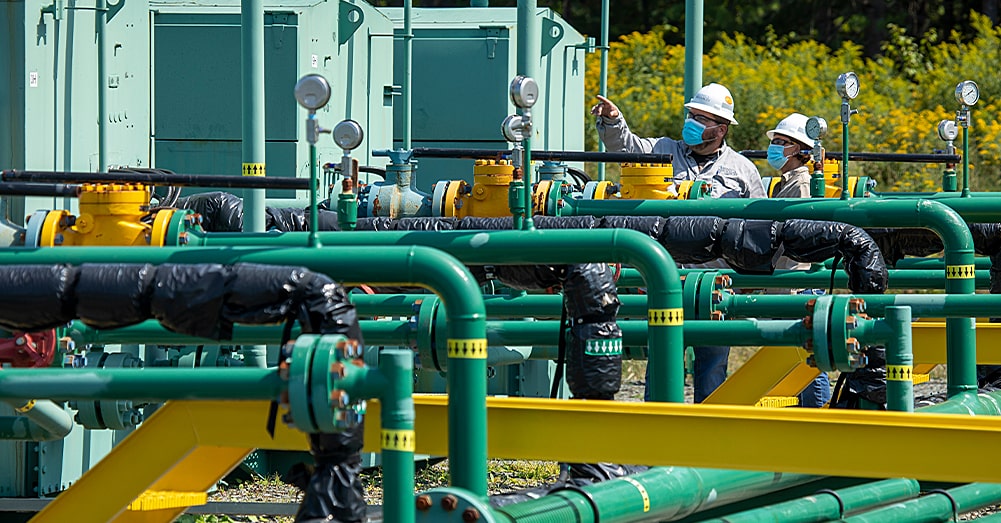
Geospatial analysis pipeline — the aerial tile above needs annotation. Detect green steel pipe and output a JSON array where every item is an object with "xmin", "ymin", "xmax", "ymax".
[
  {"xmin": 841, "ymin": 109, "xmax": 850, "ymax": 200},
  {"xmin": 308, "ymin": 142, "xmax": 321, "ymax": 247},
  {"xmin": 562, "ymin": 198, "xmax": 978, "ymax": 397},
  {"xmin": 96, "ymin": 0, "xmax": 107, "ymax": 172},
  {"xmin": 241, "ymin": 0, "xmax": 266, "ymax": 232},
  {"xmin": 0, "ymin": 245, "xmax": 489, "ymax": 496},
  {"xmin": 617, "ymin": 268, "xmax": 991, "ymax": 290},
  {"xmin": 402, "ymin": 0, "xmax": 412, "ymax": 149},
  {"xmin": 597, "ymin": 0, "xmax": 609, "ymax": 181},
  {"xmin": 896, "ymin": 195, "xmax": 1001, "ymax": 222},
  {"xmin": 0, "ymin": 367, "xmax": 284, "ymax": 402},
  {"xmin": 962, "ymin": 123, "xmax": 971, "ymax": 197},
  {"xmin": 241, "ymin": 0, "xmax": 268, "ymax": 367},
  {"xmin": 883, "ymin": 306, "xmax": 913, "ymax": 412},
  {"xmin": 894, "ymin": 258, "xmax": 992, "ymax": 270},
  {"xmin": 920, "ymin": 390, "xmax": 1001, "ymax": 416},
  {"xmin": 843, "ymin": 483, "xmax": 1001, "ymax": 523},
  {"xmin": 497, "ymin": 468, "xmax": 813, "ymax": 523},
  {"xmin": 697, "ymin": 478, "xmax": 921, "ymax": 523},
  {"xmin": 0, "ymin": 399, "xmax": 74, "ymax": 441},
  {"xmin": 189, "ymin": 228, "xmax": 685, "ymax": 403},
  {"xmin": 378, "ymin": 348, "xmax": 414, "ymax": 523},
  {"xmin": 517, "ymin": 0, "xmax": 538, "ymax": 230},
  {"xmin": 683, "ymin": 0, "xmax": 703, "ymax": 115}
]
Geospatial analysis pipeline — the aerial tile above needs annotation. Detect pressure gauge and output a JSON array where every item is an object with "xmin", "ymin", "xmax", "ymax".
[
  {"xmin": 836, "ymin": 72, "xmax": 860, "ymax": 100},
  {"xmin": 501, "ymin": 114, "xmax": 525, "ymax": 142},
  {"xmin": 938, "ymin": 119, "xmax": 959, "ymax": 141},
  {"xmin": 509, "ymin": 76, "xmax": 539, "ymax": 109},
  {"xmin": 955, "ymin": 80, "xmax": 980, "ymax": 106},
  {"xmin": 805, "ymin": 116, "xmax": 828, "ymax": 140},
  {"xmin": 294, "ymin": 74, "xmax": 332, "ymax": 111},
  {"xmin": 332, "ymin": 119, "xmax": 364, "ymax": 151}
]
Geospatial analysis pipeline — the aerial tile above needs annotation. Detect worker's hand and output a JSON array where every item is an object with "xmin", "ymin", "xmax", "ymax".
[{"xmin": 590, "ymin": 95, "xmax": 620, "ymax": 119}]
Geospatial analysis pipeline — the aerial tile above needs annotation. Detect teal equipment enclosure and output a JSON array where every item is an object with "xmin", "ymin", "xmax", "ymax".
[
  {"xmin": 1, "ymin": 0, "xmax": 153, "ymax": 221},
  {"xmin": 381, "ymin": 7, "xmax": 588, "ymax": 191},
  {"xmin": 151, "ymin": 0, "xmax": 395, "ymax": 203}
]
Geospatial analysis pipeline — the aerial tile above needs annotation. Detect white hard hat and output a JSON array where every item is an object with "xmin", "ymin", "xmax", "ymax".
[
  {"xmin": 767, "ymin": 113, "xmax": 812, "ymax": 148},
  {"xmin": 684, "ymin": 83, "xmax": 739, "ymax": 125}
]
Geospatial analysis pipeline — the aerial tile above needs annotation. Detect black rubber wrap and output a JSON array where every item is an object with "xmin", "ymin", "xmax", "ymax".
[{"xmin": 0, "ymin": 262, "xmax": 366, "ymax": 523}]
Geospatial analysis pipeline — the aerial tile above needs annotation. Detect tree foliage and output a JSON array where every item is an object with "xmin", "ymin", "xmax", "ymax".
[{"xmin": 584, "ymin": 13, "xmax": 1001, "ymax": 192}]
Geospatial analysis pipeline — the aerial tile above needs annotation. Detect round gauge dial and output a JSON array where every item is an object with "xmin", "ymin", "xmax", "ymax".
[
  {"xmin": 509, "ymin": 76, "xmax": 539, "ymax": 109},
  {"xmin": 836, "ymin": 72, "xmax": 860, "ymax": 100},
  {"xmin": 955, "ymin": 80, "xmax": 980, "ymax": 106},
  {"xmin": 332, "ymin": 120, "xmax": 364, "ymax": 150},
  {"xmin": 938, "ymin": 120, "xmax": 959, "ymax": 141},
  {"xmin": 294, "ymin": 74, "xmax": 332, "ymax": 111},
  {"xmin": 501, "ymin": 114, "xmax": 525, "ymax": 142},
  {"xmin": 805, "ymin": 116, "xmax": 828, "ymax": 141}
]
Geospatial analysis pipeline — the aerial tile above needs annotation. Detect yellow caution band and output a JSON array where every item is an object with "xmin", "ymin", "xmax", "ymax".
[
  {"xmin": 129, "ymin": 490, "xmax": 208, "ymax": 511},
  {"xmin": 447, "ymin": 338, "xmax": 487, "ymax": 359},
  {"xmin": 381, "ymin": 429, "xmax": 416, "ymax": 452},
  {"xmin": 887, "ymin": 365, "xmax": 913, "ymax": 382},
  {"xmin": 621, "ymin": 476, "xmax": 651, "ymax": 512},
  {"xmin": 242, "ymin": 162, "xmax": 266, "ymax": 177},
  {"xmin": 648, "ymin": 308, "xmax": 684, "ymax": 326},
  {"xmin": 14, "ymin": 400, "xmax": 35, "ymax": 413},
  {"xmin": 946, "ymin": 264, "xmax": 976, "ymax": 279}
]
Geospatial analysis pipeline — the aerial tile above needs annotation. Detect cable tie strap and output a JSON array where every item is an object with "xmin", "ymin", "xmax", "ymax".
[
  {"xmin": 927, "ymin": 489, "xmax": 960, "ymax": 522},
  {"xmin": 815, "ymin": 489, "xmax": 845, "ymax": 519}
]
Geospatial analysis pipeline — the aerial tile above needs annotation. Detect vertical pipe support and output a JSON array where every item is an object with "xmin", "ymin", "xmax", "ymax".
[
  {"xmin": 516, "ymin": 0, "xmax": 539, "ymax": 231},
  {"xmin": 882, "ymin": 306, "xmax": 913, "ymax": 412},
  {"xmin": 241, "ymin": 0, "xmax": 266, "ymax": 233},
  {"xmin": 597, "ymin": 0, "xmax": 609, "ymax": 181},
  {"xmin": 96, "ymin": 0, "xmax": 108, "ymax": 172},
  {"xmin": 683, "ymin": 0, "xmax": 704, "ymax": 115},
  {"xmin": 402, "ymin": 0, "xmax": 413, "ymax": 150},
  {"xmin": 308, "ymin": 140, "xmax": 321, "ymax": 247},
  {"xmin": 378, "ymin": 349, "xmax": 415, "ymax": 523},
  {"xmin": 962, "ymin": 122, "xmax": 971, "ymax": 197}
]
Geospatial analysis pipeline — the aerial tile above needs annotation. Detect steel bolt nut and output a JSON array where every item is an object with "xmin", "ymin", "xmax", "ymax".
[
  {"xmin": 415, "ymin": 495, "xmax": 432, "ymax": 511},
  {"xmin": 712, "ymin": 290, "xmax": 723, "ymax": 304},
  {"xmin": 848, "ymin": 298, "xmax": 866, "ymax": 314},
  {"xmin": 805, "ymin": 299, "xmax": 817, "ymax": 313},
  {"xmin": 710, "ymin": 310, "xmax": 724, "ymax": 321},
  {"xmin": 804, "ymin": 339, "xmax": 814, "ymax": 351},
  {"xmin": 803, "ymin": 316, "xmax": 813, "ymax": 329},
  {"xmin": 463, "ymin": 508, "xmax": 481, "ymax": 522},
  {"xmin": 441, "ymin": 495, "xmax": 459, "ymax": 511},
  {"xmin": 846, "ymin": 337, "xmax": 861, "ymax": 354},
  {"xmin": 846, "ymin": 316, "xmax": 858, "ymax": 330}
]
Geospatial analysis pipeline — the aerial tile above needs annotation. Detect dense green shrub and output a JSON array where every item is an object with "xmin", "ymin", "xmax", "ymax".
[{"xmin": 585, "ymin": 14, "xmax": 1001, "ymax": 191}]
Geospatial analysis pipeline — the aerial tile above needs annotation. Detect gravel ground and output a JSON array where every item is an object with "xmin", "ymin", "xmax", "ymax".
[{"xmin": 204, "ymin": 374, "xmax": 998, "ymax": 522}]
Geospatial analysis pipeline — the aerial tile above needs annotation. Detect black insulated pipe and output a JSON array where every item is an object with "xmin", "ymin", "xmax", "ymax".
[
  {"xmin": 740, "ymin": 150, "xmax": 962, "ymax": 164},
  {"xmin": 0, "ymin": 182, "xmax": 81, "ymax": 197},
  {"xmin": 408, "ymin": 147, "xmax": 674, "ymax": 164},
  {"xmin": 1, "ymin": 170, "xmax": 310, "ymax": 190}
]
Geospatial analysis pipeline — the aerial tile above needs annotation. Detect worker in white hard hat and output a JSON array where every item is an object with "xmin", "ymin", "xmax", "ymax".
[
  {"xmin": 766, "ymin": 112, "xmax": 814, "ymax": 198},
  {"xmin": 593, "ymin": 84, "xmax": 764, "ymax": 403},
  {"xmin": 767, "ymin": 112, "xmax": 832, "ymax": 407},
  {"xmin": 592, "ymin": 83, "xmax": 766, "ymax": 200}
]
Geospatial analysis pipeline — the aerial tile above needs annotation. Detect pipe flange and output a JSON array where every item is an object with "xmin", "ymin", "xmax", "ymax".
[
  {"xmin": 682, "ymin": 271, "xmax": 702, "ymax": 320},
  {"xmin": 415, "ymin": 487, "xmax": 500, "ymax": 523},
  {"xmin": 287, "ymin": 334, "xmax": 319, "ymax": 432},
  {"xmin": 810, "ymin": 295, "xmax": 834, "ymax": 372},
  {"xmin": 416, "ymin": 297, "xmax": 442, "ymax": 371}
]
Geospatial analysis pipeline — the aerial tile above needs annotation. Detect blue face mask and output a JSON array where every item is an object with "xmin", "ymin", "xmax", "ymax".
[
  {"xmin": 767, "ymin": 143, "xmax": 790, "ymax": 170},
  {"xmin": 682, "ymin": 118, "xmax": 707, "ymax": 146}
]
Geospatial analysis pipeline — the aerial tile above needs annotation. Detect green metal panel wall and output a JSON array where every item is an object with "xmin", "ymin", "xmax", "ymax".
[
  {"xmin": 382, "ymin": 7, "xmax": 587, "ymax": 191},
  {"xmin": 151, "ymin": 0, "xmax": 395, "ymax": 204}
]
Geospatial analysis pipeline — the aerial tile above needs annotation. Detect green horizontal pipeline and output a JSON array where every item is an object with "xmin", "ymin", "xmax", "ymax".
[
  {"xmin": 189, "ymin": 228, "xmax": 685, "ymax": 403},
  {"xmin": 348, "ymin": 291, "xmax": 1001, "ymax": 323},
  {"xmin": 844, "ymin": 258, "xmax": 993, "ymax": 270},
  {"xmin": 68, "ymin": 318, "xmax": 814, "ymax": 355},
  {"xmin": 0, "ymin": 245, "xmax": 489, "ymax": 497},
  {"xmin": 497, "ymin": 468, "xmax": 815, "ymax": 523},
  {"xmin": 0, "ymin": 367, "xmax": 284, "ymax": 402},
  {"xmin": 842, "ymin": 482, "xmax": 1001, "ymax": 523},
  {"xmin": 0, "ymin": 399, "xmax": 74, "ymax": 441},
  {"xmin": 698, "ymin": 478, "xmax": 921, "ymax": 523},
  {"xmin": 563, "ymin": 197, "xmax": 977, "ymax": 397},
  {"xmin": 616, "ymin": 268, "xmax": 991, "ymax": 290},
  {"xmin": 919, "ymin": 390, "xmax": 1001, "ymax": 416}
]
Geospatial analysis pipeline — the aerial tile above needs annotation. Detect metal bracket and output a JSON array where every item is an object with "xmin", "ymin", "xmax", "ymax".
[
  {"xmin": 338, "ymin": 1, "xmax": 364, "ymax": 46},
  {"xmin": 541, "ymin": 18, "xmax": 564, "ymax": 57}
]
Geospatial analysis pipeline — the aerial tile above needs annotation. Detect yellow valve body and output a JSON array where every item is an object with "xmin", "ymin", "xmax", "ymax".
[
  {"xmin": 619, "ymin": 163, "xmax": 677, "ymax": 200},
  {"xmin": 451, "ymin": 160, "xmax": 517, "ymax": 218},
  {"xmin": 39, "ymin": 183, "xmax": 170, "ymax": 246},
  {"xmin": 820, "ymin": 159, "xmax": 860, "ymax": 198}
]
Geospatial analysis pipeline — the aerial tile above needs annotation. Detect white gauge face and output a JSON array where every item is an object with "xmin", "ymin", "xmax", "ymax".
[
  {"xmin": 509, "ymin": 76, "xmax": 539, "ymax": 109},
  {"xmin": 836, "ymin": 72, "xmax": 860, "ymax": 100},
  {"xmin": 956, "ymin": 80, "xmax": 980, "ymax": 106},
  {"xmin": 805, "ymin": 116, "xmax": 828, "ymax": 140},
  {"xmin": 332, "ymin": 120, "xmax": 364, "ymax": 150},
  {"xmin": 938, "ymin": 119, "xmax": 959, "ymax": 141},
  {"xmin": 501, "ymin": 114, "xmax": 525, "ymax": 142},
  {"xmin": 294, "ymin": 74, "xmax": 332, "ymax": 111}
]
